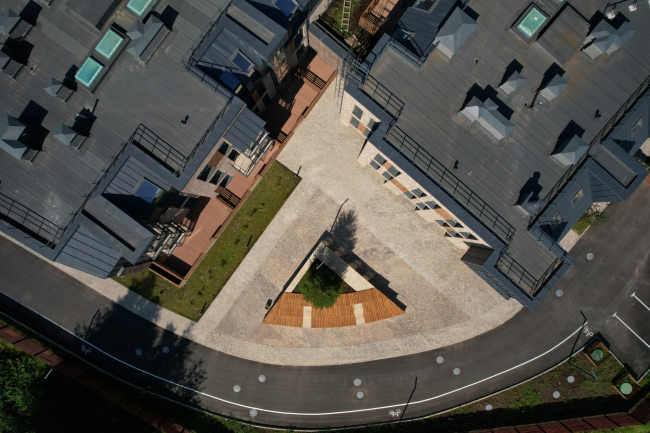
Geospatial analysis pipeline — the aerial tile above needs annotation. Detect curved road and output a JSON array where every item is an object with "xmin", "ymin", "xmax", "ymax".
[{"xmin": 1, "ymin": 184, "xmax": 649, "ymax": 428}]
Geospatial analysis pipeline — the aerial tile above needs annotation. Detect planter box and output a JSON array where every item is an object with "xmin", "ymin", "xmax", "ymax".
[
  {"xmin": 612, "ymin": 372, "xmax": 641, "ymax": 400},
  {"xmin": 583, "ymin": 340, "xmax": 611, "ymax": 367}
]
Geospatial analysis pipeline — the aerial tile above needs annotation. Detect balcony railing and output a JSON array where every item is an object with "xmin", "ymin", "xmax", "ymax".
[
  {"xmin": 0, "ymin": 193, "xmax": 63, "ymax": 248},
  {"xmin": 528, "ymin": 72, "xmax": 650, "ymax": 227},
  {"xmin": 384, "ymin": 125, "xmax": 516, "ymax": 243},
  {"xmin": 130, "ymin": 124, "xmax": 186, "ymax": 174},
  {"xmin": 361, "ymin": 74, "xmax": 404, "ymax": 118}
]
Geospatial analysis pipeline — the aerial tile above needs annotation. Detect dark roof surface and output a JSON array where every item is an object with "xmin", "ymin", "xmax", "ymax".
[
  {"xmin": 224, "ymin": 105, "xmax": 266, "ymax": 152},
  {"xmin": 0, "ymin": 0, "xmax": 229, "ymax": 227},
  {"xmin": 367, "ymin": 0, "xmax": 650, "ymax": 277}
]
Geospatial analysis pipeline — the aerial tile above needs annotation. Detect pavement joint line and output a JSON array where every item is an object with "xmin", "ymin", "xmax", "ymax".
[
  {"xmin": 612, "ymin": 312, "xmax": 650, "ymax": 349},
  {"xmin": 631, "ymin": 292, "xmax": 650, "ymax": 313},
  {"xmin": 52, "ymin": 321, "xmax": 586, "ymax": 417}
]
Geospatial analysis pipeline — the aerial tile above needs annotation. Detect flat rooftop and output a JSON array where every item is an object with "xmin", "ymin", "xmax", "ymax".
[
  {"xmin": 366, "ymin": 0, "xmax": 650, "ymax": 276},
  {"xmin": 0, "ymin": 0, "xmax": 228, "ymax": 228}
]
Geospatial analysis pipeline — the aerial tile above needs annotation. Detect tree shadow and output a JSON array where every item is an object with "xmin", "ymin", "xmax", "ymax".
[
  {"xmin": 330, "ymin": 209, "xmax": 358, "ymax": 252},
  {"xmin": 71, "ymin": 288, "xmax": 206, "ymax": 406}
]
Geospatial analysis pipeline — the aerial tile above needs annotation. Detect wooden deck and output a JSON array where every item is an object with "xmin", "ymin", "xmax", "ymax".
[
  {"xmin": 263, "ymin": 289, "xmax": 405, "ymax": 328},
  {"xmin": 154, "ymin": 143, "xmax": 279, "ymax": 279},
  {"xmin": 262, "ymin": 51, "xmax": 335, "ymax": 143}
]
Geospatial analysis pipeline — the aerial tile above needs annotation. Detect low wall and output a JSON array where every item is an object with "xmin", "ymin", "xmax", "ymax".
[{"xmin": 308, "ymin": 23, "xmax": 348, "ymax": 72}]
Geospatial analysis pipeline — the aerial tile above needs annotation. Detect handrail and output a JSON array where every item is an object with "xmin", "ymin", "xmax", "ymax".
[
  {"xmin": 384, "ymin": 125, "xmax": 516, "ymax": 243},
  {"xmin": 528, "ymin": 72, "xmax": 650, "ymax": 227},
  {"xmin": 179, "ymin": 0, "xmax": 235, "ymax": 69},
  {"xmin": 0, "ymin": 193, "xmax": 62, "ymax": 247}
]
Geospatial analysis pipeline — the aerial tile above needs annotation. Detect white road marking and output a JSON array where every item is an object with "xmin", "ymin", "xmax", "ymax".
[
  {"xmin": 612, "ymin": 312, "xmax": 650, "ymax": 350},
  {"xmin": 68, "ymin": 323, "xmax": 587, "ymax": 417},
  {"xmin": 631, "ymin": 292, "xmax": 650, "ymax": 313}
]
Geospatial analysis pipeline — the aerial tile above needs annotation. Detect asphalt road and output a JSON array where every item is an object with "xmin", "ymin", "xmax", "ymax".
[{"xmin": 1, "ymin": 184, "xmax": 649, "ymax": 428}]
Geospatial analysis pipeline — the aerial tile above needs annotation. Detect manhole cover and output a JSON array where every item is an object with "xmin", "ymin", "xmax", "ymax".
[{"xmin": 620, "ymin": 383, "xmax": 633, "ymax": 395}]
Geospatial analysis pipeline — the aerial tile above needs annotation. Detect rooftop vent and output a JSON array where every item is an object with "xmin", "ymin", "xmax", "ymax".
[
  {"xmin": 434, "ymin": 8, "xmax": 478, "ymax": 59},
  {"xmin": 53, "ymin": 124, "xmax": 79, "ymax": 146},
  {"xmin": 44, "ymin": 77, "xmax": 75, "ymax": 102},
  {"xmin": 500, "ymin": 71, "xmax": 525, "ymax": 95},
  {"xmin": 0, "ymin": 115, "xmax": 29, "ymax": 159},
  {"xmin": 126, "ymin": 16, "xmax": 169, "ymax": 64},
  {"xmin": 552, "ymin": 136, "xmax": 589, "ymax": 166},
  {"xmin": 0, "ymin": 8, "xmax": 32, "ymax": 40},
  {"xmin": 460, "ymin": 96, "xmax": 515, "ymax": 140},
  {"xmin": 515, "ymin": 191, "xmax": 544, "ymax": 215},
  {"xmin": 583, "ymin": 20, "xmax": 635, "ymax": 59},
  {"xmin": 539, "ymin": 74, "xmax": 568, "ymax": 101},
  {"xmin": 0, "ymin": 45, "xmax": 9, "ymax": 70},
  {"xmin": 0, "ymin": 10, "xmax": 20, "ymax": 36}
]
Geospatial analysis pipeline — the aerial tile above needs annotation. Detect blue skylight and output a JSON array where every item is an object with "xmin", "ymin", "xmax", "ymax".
[
  {"xmin": 232, "ymin": 52, "xmax": 252, "ymax": 72},
  {"xmin": 220, "ymin": 70, "xmax": 241, "ymax": 90},
  {"xmin": 275, "ymin": 0, "xmax": 297, "ymax": 18},
  {"xmin": 134, "ymin": 179, "xmax": 163, "ymax": 203},
  {"xmin": 95, "ymin": 29, "xmax": 124, "ymax": 59},
  {"xmin": 75, "ymin": 57, "xmax": 104, "ymax": 87},
  {"xmin": 127, "ymin": 0, "xmax": 154, "ymax": 16}
]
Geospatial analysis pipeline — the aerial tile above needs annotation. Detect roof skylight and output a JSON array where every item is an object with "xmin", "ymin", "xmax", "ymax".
[
  {"xmin": 75, "ymin": 57, "xmax": 104, "ymax": 87},
  {"xmin": 126, "ymin": 0, "xmax": 154, "ymax": 16},
  {"xmin": 134, "ymin": 179, "xmax": 164, "ymax": 203},
  {"xmin": 96, "ymin": 29, "xmax": 124, "ymax": 59},
  {"xmin": 413, "ymin": 0, "xmax": 435, "ymax": 10},
  {"xmin": 232, "ymin": 52, "xmax": 253, "ymax": 72},
  {"xmin": 275, "ymin": 0, "xmax": 298, "ymax": 18},
  {"xmin": 517, "ymin": 7, "xmax": 547, "ymax": 37}
]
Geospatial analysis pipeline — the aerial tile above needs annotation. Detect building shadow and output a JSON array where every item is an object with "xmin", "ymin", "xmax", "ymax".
[
  {"xmin": 517, "ymin": 171, "xmax": 543, "ymax": 205},
  {"xmin": 72, "ymin": 108, "xmax": 97, "ymax": 137},
  {"xmin": 72, "ymin": 288, "xmax": 206, "ymax": 406},
  {"xmin": 159, "ymin": 7, "xmax": 179, "ymax": 29},
  {"xmin": 498, "ymin": 58, "xmax": 523, "ymax": 87},
  {"xmin": 462, "ymin": 83, "xmax": 514, "ymax": 119},
  {"xmin": 18, "ymin": 100, "xmax": 49, "ymax": 151},
  {"xmin": 3, "ymin": 38, "xmax": 34, "ymax": 65},
  {"xmin": 553, "ymin": 120, "xmax": 586, "ymax": 153},
  {"xmin": 19, "ymin": 0, "xmax": 42, "ymax": 25}
]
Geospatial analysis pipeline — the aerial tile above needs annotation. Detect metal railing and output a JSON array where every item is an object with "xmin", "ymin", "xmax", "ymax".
[
  {"xmin": 179, "ymin": 0, "xmax": 235, "ymax": 69},
  {"xmin": 0, "ymin": 193, "xmax": 63, "ymax": 247},
  {"xmin": 179, "ymin": 101, "xmax": 232, "ymax": 173},
  {"xmin": 130, "ymin": 124, "xmax": 186, "ymax": 174},
  {"xmin": 384, "ymin": 125, "xmax": 516, "ymax": 243},
  {"xmin": 528, "ymin": 73, "xmax": 650, "ymax": 227},
  {"xmin": 495, "ymin": 252, "xmax": 539, "ymax": 296},
  {"xmin": 496, "ymin": 253, "xmax": 562, "ymax": 297},
  {"xmin": 361, "ymin": 74, "xmax": 404, "ymax": 118},
  {"xmin": 186, "ymin": 61, "xmax": 236, "ymax": 101}
]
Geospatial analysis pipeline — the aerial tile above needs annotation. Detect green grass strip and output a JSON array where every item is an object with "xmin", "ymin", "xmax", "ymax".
[{"xmin": 115, "ymin": 161, "xmax": 300, "ymax": 321}]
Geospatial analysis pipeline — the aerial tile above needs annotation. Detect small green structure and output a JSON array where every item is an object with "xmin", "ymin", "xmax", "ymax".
[
  {"xmin": 590, "ymin": 349, "xmax": 603, "ymax": 362},
  {"xmin": 620, "ymin": 382, "xmax": 633, "ymax": 395}
]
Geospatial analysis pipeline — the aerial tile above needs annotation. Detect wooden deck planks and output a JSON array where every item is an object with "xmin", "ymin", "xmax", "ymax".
[
  {"xmin": 168, "ymin": 198, "xmax": 232, "ymax": 267},
  {"xmin": 263, "ymin": 289, "xmax": 404, "ymax": 328}
]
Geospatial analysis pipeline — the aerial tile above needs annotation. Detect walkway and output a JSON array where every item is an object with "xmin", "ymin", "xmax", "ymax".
[{"xmin": 1, "ymin": 179, "xmax": 650, "ymax": 428}]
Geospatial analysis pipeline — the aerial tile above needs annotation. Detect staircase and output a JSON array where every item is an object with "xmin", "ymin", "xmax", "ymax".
[{"xmin": 341, "ymin": 0, "xmax": 351, "ymax": 31}]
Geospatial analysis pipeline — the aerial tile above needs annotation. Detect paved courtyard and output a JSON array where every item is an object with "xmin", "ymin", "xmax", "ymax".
[
  {"xmin": 193, "ymin": 84, "xmax": 522, "ymax": 364},
  {"xmin": 11, "ymin": 84, "xmax": 522, "ymax": 366}
]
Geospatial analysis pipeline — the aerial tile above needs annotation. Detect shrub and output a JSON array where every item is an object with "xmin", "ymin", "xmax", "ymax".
[{"xmin": 297, "ymin": 263, "xmax": 345, "ymax": 309}]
